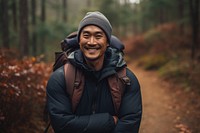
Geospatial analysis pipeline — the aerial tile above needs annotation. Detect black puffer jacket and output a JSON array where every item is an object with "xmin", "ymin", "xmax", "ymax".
[{"xmin": 46, "ymin": 47, "xmax": 142, "ymax": 133}]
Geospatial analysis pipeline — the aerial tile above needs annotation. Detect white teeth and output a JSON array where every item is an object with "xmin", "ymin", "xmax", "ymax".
[
  {"xmin": 86, "ymin": 47, "xmax": 99, "ymax": 50},
  {"xmin": 87, "ymin": 49, "xmax": 97, "ymax": 53}
]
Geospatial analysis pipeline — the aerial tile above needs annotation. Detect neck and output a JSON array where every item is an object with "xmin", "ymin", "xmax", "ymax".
[{"xmin": 85, "ymin": 57, "xmax": 104, "ymax": 71}]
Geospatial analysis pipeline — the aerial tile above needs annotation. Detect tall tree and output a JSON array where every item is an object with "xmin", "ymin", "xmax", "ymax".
[
  {"xmin": 40, "ymin": 0, "xmax": 46, "ymax": 54},
  {"xmin": 31, "ymin": 0, "xmax": 37, "ymax": 56},
  {"xmin": 41, "ymin": 0, "xmax": 46, "ymax": 22},
  {"xmin": 132, "ymin": 4, "xmax": 140, "ymax": 34},
  {"xmin": 189, "ymin": 0, "xmax": 199, "ymax": 59},
  {"xmin": 1, "ymin": 0, "xmax": 9, "ymax": 48},
  {"xmin": 178, "ymin": 0, "xmax": 185, "ymax": 34},
  {"xmin": 11, "ymin": 0, "xmax": 18, "ymax": 31},
  {"xmin": 87, "ymin": 0, "xmax": 92, "ymax": 8},
  {"xmin": 99, "ymin": 0, "xmax": 120, "ymax": 35},
  {"xmin": 63, "ymin": 0, "xmax": 67, "ymax": 22},
  {"xmin": 0, "ymin": 0, "xmax": 2, "ymax": 35},
  {"xmin": 19, "ymin": 0, "xmax": 29, "ymax": 56}
]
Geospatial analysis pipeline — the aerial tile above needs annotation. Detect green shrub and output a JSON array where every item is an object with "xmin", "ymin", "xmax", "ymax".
[
  {"xmin": 158, "ymin": 60, "xmax": 191, "ymax": 89},
  {"xmin": 137, "ymin": 54, "xmax": 169, "ymax": 70},
  {"xmin": 144, "ymin": 29, "xmax": 162, "ymax": 47},
  {"xmin": 159, "ymin": 60, "xmax": 189, "ymax": 78}
]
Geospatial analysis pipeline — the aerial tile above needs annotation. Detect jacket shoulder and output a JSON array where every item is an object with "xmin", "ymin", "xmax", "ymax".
[
  {"xmin": 46, "ymin": 66, "xmax": 65, "ymax": 91},
  {"xmin": 125, "ymin": 68, "xmax": 140, "ymax": 90}
]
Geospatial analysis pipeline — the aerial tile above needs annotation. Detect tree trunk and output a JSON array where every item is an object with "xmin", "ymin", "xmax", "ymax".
[
  {"xmin": 63, "ymin": 0, "xmax": 67, "ymax": 22},
  {"xmin": 31, "ymin": 0, "xmax": 37, "ymax": 56},
  {"xmin": 178, "ymin": 0, "xmax": 185, "ymax": 34},
  {"xmin": 189, "ymin": 0, "xmax": 199, "ymax": 59},
  {"xmin": 159, "ymin": 8, "xmax": 164, "ymax": 25},
  {"xmin": 41, "ymin": 0, "xmax": 46, "ymax": 22},
  {"xmin": 87, "ymin": 0, "xmax": 91, "ymax": 8},
  {"xmin": 1, "ymin": 0, "xmax": 9, "ymax": 49},
  {"xmin": 41, "ymin": 0, "xmax": 46, "ymax": 55},
  {"xmin": 0, "ymin": 0, "xmax": 1, "ymax": 34},
  {"xmin": 11, "ymin": 0, "xmax": 18, "ymax": 32},
  {"xmin": 19, "ymin": 0, "xmax": 29, "ymax": 56}
]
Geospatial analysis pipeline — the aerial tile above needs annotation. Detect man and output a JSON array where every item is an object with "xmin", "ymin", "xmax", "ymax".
[{"xmin": 46, "ymin": 11, "xmax": 142, "ymax": 133}]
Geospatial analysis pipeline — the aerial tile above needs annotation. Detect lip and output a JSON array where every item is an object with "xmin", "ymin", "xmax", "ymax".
[{"xmin": 84, "ymin": 46, "xmax": 101, "ymax": 50}]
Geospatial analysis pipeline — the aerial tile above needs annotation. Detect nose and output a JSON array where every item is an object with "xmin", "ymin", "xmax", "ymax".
[{"xmin": 87, "ymin": 36, "xmax": 96, "ymax": 45}]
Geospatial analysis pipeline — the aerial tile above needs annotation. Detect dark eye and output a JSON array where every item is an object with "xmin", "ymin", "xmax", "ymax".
[
  {"xmin": 83, "ymin": 33, "xmax": 90, "ymax": 39},
  {"xmin": 95, "ymin": 34, "xmax": 103, "ymax": 39}
]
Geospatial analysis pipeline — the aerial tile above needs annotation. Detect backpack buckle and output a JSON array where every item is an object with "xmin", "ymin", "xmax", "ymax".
[
  {"xmin": 121, "ymin": 76, "xmax": 131, "ymax": 86},
  {"xmin": 74, "ymin": 81, "xmax": 80, "ymax": 88}
]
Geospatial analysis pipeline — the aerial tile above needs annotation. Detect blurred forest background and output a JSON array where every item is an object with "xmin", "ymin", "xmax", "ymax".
[{"xmin": 0, "ymin": 0, "xmax": 199, "ymax": 132}]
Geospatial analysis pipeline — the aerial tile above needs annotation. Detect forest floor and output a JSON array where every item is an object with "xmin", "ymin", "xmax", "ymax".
[{"xmin": 128, "ymin": 62, "xmax": 200, "ymax": 133}]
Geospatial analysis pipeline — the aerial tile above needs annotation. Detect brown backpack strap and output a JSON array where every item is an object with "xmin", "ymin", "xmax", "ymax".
[
  {"xmin": 108, "ymin": 67, "xmax": 131, "ymax": 114},
  {"xmin": 64, "ymin": 62, "xmax": 85, "ymax": 113}
]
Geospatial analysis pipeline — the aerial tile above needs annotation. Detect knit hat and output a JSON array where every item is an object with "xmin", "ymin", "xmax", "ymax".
[{"xmin": 77, "ymin": 11, "xmax": 112, "ymax": 43}]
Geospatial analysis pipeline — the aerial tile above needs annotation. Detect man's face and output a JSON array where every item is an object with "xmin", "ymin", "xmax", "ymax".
[{"xmin": 79, "ymin": 25, "xmax": 108, "ymax": 61}]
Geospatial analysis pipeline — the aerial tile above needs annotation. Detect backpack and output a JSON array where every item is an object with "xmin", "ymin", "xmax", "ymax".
[{"xmin": 44, "ymin": 32, "xmax": 130, "ymax": 133}]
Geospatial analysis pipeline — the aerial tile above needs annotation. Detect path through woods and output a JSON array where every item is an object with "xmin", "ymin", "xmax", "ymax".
[{"xmin": 128, "ymin": 63, "xmax": 200, "ymax": 133}]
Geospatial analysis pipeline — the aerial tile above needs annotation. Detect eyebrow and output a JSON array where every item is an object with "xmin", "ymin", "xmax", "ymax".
[{"xmin": 82, "ymin": 30, "xmax": 104, "ymax": 35}]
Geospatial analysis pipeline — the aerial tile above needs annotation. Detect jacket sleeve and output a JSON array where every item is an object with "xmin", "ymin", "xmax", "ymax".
[
  {"xmin": 46, "ymin": 67, "xmax": 115, "ymax": 133},
  {"xmin": 113, "ymin": 68, "xmax": 142, "ymax": 133}
]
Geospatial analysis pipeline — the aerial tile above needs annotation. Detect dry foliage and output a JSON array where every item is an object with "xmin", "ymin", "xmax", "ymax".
[
  {"xmin": 0, "ymin": 49, "xmax": 52, "ymax": 133},
  {"xmin": 123, "ymin": 23, "xmax": 200, "ymax": 91}
]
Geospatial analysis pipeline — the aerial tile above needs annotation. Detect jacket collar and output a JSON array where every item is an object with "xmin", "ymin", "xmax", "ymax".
[{"xmin": 68, "ymin": 47, "xmax": 127, "ymax": 81}]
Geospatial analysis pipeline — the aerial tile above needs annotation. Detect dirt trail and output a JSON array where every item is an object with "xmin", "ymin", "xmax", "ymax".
[{"xmin": 128, "ymin": 63, "xmax": 200, "ymax": 133}]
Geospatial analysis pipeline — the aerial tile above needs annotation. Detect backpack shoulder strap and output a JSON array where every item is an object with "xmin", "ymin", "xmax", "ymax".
[
  {"xmin": 64, "ymin": 62, "xmax": 85, "ymax": 113},
  {"xmin": 53, "ymin": 51, "xmax": 68, "ymax": 72},
  {"xmin": 108, "ymin": 67, "xmax": 131, "ymax": 114}
]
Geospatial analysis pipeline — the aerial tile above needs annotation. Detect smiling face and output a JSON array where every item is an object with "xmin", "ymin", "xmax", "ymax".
[{"xmin": 79, "ymin": 25, "xmax": 108, "ymax": 62}]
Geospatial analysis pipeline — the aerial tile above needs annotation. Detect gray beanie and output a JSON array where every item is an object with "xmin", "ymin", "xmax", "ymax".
[{"xmin": 77, "ymin": 11, "xmax": 112, "ymax": 43}]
